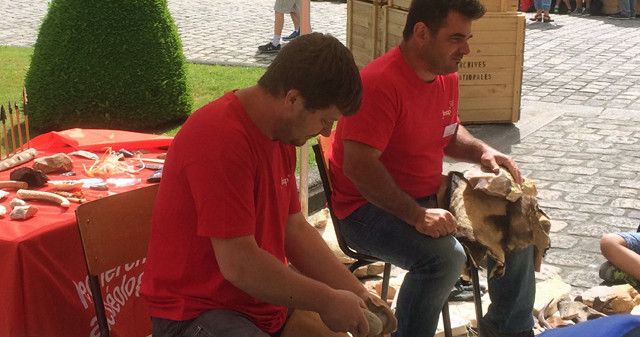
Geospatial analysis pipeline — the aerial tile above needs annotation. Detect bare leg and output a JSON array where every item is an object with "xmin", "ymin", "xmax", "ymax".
[
  {"xmin": 601, "ymin": 234, "xmax": 640, "ymax": 281},
  {"xmin": 290, "ymin": 12, "xmax": 300, "ymax": 31},
  {"xmin": 274, "ymin": 11, "xmax": 285, "ymax": 36}
]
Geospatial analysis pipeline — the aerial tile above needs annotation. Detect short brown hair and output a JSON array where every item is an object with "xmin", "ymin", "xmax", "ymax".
[
  {"xmin": 402, "ymin": 0, "xmax": 486, "ymax": 39},
  {"xmin": 258, "ymin": 33, "xmax": 362, "ymax": 116}
]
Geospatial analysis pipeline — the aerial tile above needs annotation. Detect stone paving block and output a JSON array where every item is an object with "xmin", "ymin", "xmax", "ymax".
[
  {"xmin": 559, "ymin": 166, "xmax": 598, "ymax": 175},
  {"xmin": 567, "ymin": 223, "xmax": 621, "ymax": 238},
  {"xmin": 620, "ymin": 180, "xmax": 640, "ymax": 189},
  {"xmin": 564, "ymin": 267, "xmax": 606, "ymax": 289},
  {"xmin": 585, "ymin": 161, "xmax": 616, "ymax": 169},
  {"xmin": 595, "ymin": 216, "xmax": 640, "ymax": 230},
  {"xmin": 544, "ymin": 250, "xmax": 602, "ymax": 267},
  {"xmin": 519, "ymin": 163, "xmax": 560, "ymax": 171},
  {"xmin": 564, "ymin": 193, "xmax": 609, "ymax": 205},
  {"xmin": 539, "ymin": 200, "xmax": 575, "ymax": 210},
  {"xmin": 550, "ymin": 182, "xmax": 594, "ymax": 194},
  {"xmin": 578, "ymin": 205, "xmax": 626, "ymax": 216},
  {"xmin": 611, "ymin": 198, "xmax": 640, "ymax": 210},
  {"xmin": 549, "ymin": 220, "xmax": 569, "ymax": 232},
  {"xmin": 547, "ymin": 157, "xmax": 584, "ymax": 165},
  {"xmin": 531, "ymin": 171, "xmax": 575, "ymax": 182},
  {"xmin": 549, "ymin": 233, "xmax": 578, "ymax": 249},
  {"xmin": 545, "ymin": 209, "xmax": 591, "ymax": 222},
  {"xmin": 601, "ymin": 168, "xmax": 639, "ymax": 179}
]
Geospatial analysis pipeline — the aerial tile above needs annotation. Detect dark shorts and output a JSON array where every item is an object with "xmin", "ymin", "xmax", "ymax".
[{"xmin": 152, "ymin": 310, "xmax": 283, "ymax": 337}]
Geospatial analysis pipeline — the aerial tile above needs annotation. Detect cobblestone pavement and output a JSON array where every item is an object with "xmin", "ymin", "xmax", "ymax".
[{"xmin": 2, "ymin": 0, "xmax": 640, "ymax": 292}]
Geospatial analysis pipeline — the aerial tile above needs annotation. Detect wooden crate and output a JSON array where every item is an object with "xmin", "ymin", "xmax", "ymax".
[
  {"xmin": 388, "ymin": 0, "xmax": 518, "ymax": 12},
  {"xmin": 347, "ymin": 0, "xmax": 386, "ymax": 68},
  {"xmin": 379, "ymin": 7, "xmax": 525, "ymax": 123},
  {"xmin": 458, "ymin": 13, "xmax": 525, "ymax": 123},
  {"xmin": 601, "ymin": 0, "xmax": 640, "ymax": 14},
  {"xmin": 380, "ymin": 6, "xmax": 406, "ymax": 52}
]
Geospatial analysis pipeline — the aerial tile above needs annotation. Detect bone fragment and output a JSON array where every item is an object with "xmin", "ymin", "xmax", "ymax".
[
  {"xmin": 11, "ymin": 205, "xmax": 38, "ymax": 220},
  {"xmin": 0, "ymin": 148, "xmax": 37, "ymax": 172},
  {"xmin": 16, "ymin": 189, "xmax": 70, "ymax": 208}
]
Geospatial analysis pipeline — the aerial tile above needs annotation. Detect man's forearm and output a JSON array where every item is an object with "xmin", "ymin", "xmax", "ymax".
[
  {"xmin": 444, "ymin": 125, "xmax": 491, "ymax": 162},
  {"xmin": 342, "ymin": 141, "xmax": 423, "ymax": 226},
  {"xmin": 285, "ymin": 215, "xmax": 367, "ymax": 297},
  {"xmin": 347, "ymin": 157, "xmax": 423, "ymax": 227},
  {"xmin": 212, "ymin": 237, "xmax": 336, "ymax": 312}
]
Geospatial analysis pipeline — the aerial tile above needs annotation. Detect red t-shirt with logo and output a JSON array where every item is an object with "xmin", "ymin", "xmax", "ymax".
[
  {"xmin": 330, "ymin": 47, "xmax": 460, "ymax": 219},
  {"xmin": 142, "ymin": 92, "xmax": 301, "ymax": 334}
]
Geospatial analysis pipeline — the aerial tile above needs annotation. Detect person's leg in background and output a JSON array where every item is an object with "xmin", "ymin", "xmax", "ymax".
[
  {"xmin": 600, "ymin": 232, "xmax": 640, "ymax": 285},
  {"xmin": 583, "ymin": 0, "xmax": 592, "ymax": 14},
  {"xmin": 480, "ymin": 246, "xmax": 536, "ymax": 337},
  {"xmin": 541, "ymin": 0, "xmax": 554, "ymax": 21},
  {"xmin": 531, "ymin": 0, "xmax": 543, "ymax": 20},
  {"xmin": 259, "ymin": 0, "xmax": 297, "ymax": 53},
  {"xmin": 282, "ymin": 5, "xmax": 300, "ymax": 41},
  {"xmin": 571, "ymin": 0, "xmax": 583, "ymax": 13}
]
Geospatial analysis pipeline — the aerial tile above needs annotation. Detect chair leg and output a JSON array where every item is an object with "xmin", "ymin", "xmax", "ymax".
[
  {"xmin": 442, "ymin": 301, "xmax": 453, "ymax": 337},
  {"xmin": 470, "ymin": 265, "xmax": 483, "ymax": 324},
  {"xmin": 380, "ymin": 262, "xmax": 391, "ymax": 302}
]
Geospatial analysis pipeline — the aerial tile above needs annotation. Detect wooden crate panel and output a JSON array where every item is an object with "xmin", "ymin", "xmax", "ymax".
[
  {"xmin": 389, "ymin": 0, "xmax": 517, "ymax": 11},
  {"xmin": 468, "ymin": 43, "xmax": 518, "ymax": 56},
  {"xmin": 459, "ymin": 96, "xmax": 514, "ymax": 110},
  {"xmin": 388, "ymin": 0, "xmax": 411, "ymax": 10},
  {"xmin": 482, "ymin": 0, "xmax": 518, "ymax": 12},
  {"xmin": 602, "ymin": 0, "xmax": 640, "ymax": 14},
  {"xmin": 347, "ymin": 0, "xmax": 384, "ymax": 68},
  {"xmin": 460, "ymin": 109, "xmax": 520, "ymax": 124},
  {"xmin": 381, "ymin": 6, "xmax": 406, "ymax": 51},
  {"xmin": 459, "ymin": 83, "xmax": 515, "ymax": 98},
  {"xmin": 459, "ymin": 70, "xmax": 515, "ymax": 85}
]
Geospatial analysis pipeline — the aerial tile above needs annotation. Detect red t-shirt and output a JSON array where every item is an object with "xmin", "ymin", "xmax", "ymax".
[
  {"xmin": 142, "ymin": 92, "xmax": 301, "ymax": 334},
  {"xmin": 330, "ymin": 47, "xmax": 460, "ymax": 219}
]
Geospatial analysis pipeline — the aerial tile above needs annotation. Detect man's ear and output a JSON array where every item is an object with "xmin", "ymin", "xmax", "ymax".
[
  {"xmin": 413, "ymin": 22, "xmax": 433, "ymax": 45},
  {"xmin": 284, "ymin": 89, "xmax": 301, "ymax": 106}
]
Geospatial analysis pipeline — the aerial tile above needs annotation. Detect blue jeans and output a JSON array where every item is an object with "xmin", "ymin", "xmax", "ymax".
[
  {"xmin": 618, "ymin": 0, "xmax": 636, "ymax": 17},
  {"xmin": 535, "ymin": 0, "xmax": 552, "ymax": 10},
  {"xmin": 339, "ymin": 196, "xmax": 535, "ymax": 337}
]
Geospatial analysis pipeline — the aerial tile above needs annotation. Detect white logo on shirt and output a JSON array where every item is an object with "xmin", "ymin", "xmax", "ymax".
[
  {"xmin": 281, "ymin": 177, "xmax": 289, "ymax": 187},
  {"xmin": 442, "ymin": 100, "xmax": 455, "ymax": 118}
]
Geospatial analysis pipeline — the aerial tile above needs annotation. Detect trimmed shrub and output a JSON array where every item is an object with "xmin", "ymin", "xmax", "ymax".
[{"xmin": 25, "ymin": 0, "xmax": 192, "ymax": 132}]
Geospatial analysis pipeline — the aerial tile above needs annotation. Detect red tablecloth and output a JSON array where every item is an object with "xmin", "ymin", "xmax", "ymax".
[{"xmin": 0, "ymin": 129, "xmax": 172, "ymax": 337}]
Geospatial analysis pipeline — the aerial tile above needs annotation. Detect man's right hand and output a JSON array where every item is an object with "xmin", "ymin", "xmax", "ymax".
[
  {"xmin": 414, "ymin": 208, "xmax": 457, "ymax": 238},
  {"xmin": 318, "ymin": 289, "xmax": 369, "ymax": 337}
]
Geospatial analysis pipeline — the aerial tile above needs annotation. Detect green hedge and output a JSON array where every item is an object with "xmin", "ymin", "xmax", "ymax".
[{"xmin": 25, "ymin": 0, "xmax": 192, "ymax": 132}]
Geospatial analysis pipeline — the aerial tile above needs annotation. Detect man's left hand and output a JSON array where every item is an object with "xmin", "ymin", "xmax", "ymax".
[
  {"xmin": 479, "ymin": 148, "xmax": 523, "ymax": 184},
  {"xmin": 359, "ymin": 291, "xmax": 398, "ymax": 336}
]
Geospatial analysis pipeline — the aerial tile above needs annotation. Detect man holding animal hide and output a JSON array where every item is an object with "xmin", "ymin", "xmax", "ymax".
[{"xmin": 328, "ymin": 0, "xmax": 537, "ymax": 336}]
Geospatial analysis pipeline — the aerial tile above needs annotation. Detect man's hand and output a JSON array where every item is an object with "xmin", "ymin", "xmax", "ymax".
[
  {"xmin": 317, "ymin": 289, "xmax": 369, "ymax": 337},
  {"xmin": 359, "ymin": 291, "xmax": 398, "ymax": 336},
  {"xmin": 479, "ymin": 148, "xmax": 523, "ymax": 184},
  {"xmin": 414, "ymin": 208, "xmax": 457, "ymax": 238}
]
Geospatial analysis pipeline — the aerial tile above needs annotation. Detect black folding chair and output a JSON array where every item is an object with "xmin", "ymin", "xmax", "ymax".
[{"xmin": 313, "ymin": 135, "xmax": 483, "ymax": 337}]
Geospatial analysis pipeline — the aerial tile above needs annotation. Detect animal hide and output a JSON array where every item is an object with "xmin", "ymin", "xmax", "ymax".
[{"xmin": 445, "ymin": 168, "xmax": 551, "ymax": 279}]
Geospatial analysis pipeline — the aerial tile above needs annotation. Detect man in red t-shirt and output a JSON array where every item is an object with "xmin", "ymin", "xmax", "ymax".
[
  {"xmin": 142, "ymin": 33, "xmax": 395, "ymax": 337},
  {"xmin": 330, "ymin": 1, "xmax": 535, "ymax": 337}
]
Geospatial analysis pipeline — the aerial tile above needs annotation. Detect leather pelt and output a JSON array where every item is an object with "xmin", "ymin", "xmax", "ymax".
[{"xmin": 445, "ymin": 168, "xmax": 551, "ymax": 279}]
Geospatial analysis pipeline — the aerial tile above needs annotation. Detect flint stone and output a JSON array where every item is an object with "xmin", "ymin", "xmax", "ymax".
[{"xmin": 33, "ymin": 153, "xmax": 73, "ymax": 173}]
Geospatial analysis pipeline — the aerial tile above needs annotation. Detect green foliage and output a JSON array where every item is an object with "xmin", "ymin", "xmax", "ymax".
[{"xmin": 25, "ymin": 0, "xmax": 192, "ymax": 132}]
